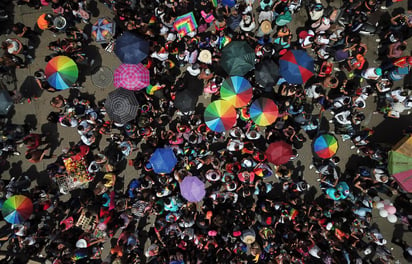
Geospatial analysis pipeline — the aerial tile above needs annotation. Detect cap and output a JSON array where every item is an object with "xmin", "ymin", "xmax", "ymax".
[{"xmin": 375, "ymin": 68, "xmax": 382, "ymax": 76}]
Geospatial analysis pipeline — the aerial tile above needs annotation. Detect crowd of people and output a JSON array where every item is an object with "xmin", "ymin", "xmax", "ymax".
[{"xmin": 1, "ymin": 0, "xmax": 412, "ymax": 263}]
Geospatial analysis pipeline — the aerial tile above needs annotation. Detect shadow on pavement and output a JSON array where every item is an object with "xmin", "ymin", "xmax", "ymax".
[
  {"xmin": 370, "ymin": 115, "xmax": 412, "ymax": 145},
  {"xmin": 24, "ymin": 114, "xmax": 37, "ymax": 131},
  {"xmin": 41, "ymin": 121, "xmax": 61, "ymax": 156}
]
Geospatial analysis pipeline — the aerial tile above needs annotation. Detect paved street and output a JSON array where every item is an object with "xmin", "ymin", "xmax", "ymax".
[{"xmin": 1, "ymin": 0, "xmax": 412, "ymax": 263}]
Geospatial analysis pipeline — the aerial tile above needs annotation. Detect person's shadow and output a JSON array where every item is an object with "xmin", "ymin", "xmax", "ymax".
[
  {"xmin": 41, "ymin": 121, "xmax": 61, "ymax": 157},
  {"xmin": 8, "ymin": 161, "xmax": 23, "ymax": 179}
]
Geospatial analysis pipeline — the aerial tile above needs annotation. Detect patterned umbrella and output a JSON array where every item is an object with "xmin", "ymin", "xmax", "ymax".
[
  {"xmin": 105, "ymin": 88, "xmax": 139, "ymax": 124},
  {"xmin": 113, "ymin": 63, "xmax": 150, "ymax": 91},
  {"xmin": 2, "ymin": 195, "xmax": 33, "ymax": 224},
  {"xmin": 279, "ymin": 50, "xmax": 314, "ymax": 84},
  {"xmin": 220, "ymin": 76, "xmax": 253, "ymax": 108},
  {"xmin": 265, "ymin": 141, "xmax": 293, "ymax": 165},
  {"xmin": 204, "ymin": 100, "xmax": 237, "ymax": 132},
  {"xmin": 180, "ymin": 176, "xmax": 206, "ymax": 202},
  {"xmin": 91, "ymin": 18, "xmax": 115, "ymax": 43},
  {"xmin": 250, "ymin": 97, "xmax": 279, "ymax": 126},
  {"xmin": 45, "ymin": 56, "xmax": 78, "ymax": 90},
  {"xmin": 313, "ymin": 134, "xmax": 338, "ymax": 159},
  {"xmin": 388, "ymin": 135, "xmax": 412, "ymax": 192}
]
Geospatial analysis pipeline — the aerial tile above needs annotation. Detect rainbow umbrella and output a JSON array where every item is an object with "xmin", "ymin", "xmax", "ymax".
[
  {"xmin": 204, "ymin": 100, "xmax": 237, "ymax": 132},
  {"xmin": 279, "ymin": 50, "xmax": 314, "ymax": 84},
  {"xmin": 313, "ymin": 134, "xmax": 339, "ymax": 159},
  {"xmin": 45, "ymin": 56, "xmax": 78, "ymax": 90},
  {"xmin": 249, "ymin": 98, "xmax": 279, "ymax": 126},
  {"xmin": 2, "ymin": 195, "xmax": 33, "ymax": 224},
  {"xmin": 173, "ymin": 12, "xmax": 198, "ymax": 39},
  {"xmin": 91, "ymin": 17, "xmax": 115, "ymax": 43},
  {"xmin": 220, "ymin": 76, "xmax": 253, "ymax": 108}
]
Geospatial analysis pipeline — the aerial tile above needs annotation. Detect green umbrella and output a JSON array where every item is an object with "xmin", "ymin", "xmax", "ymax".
[{"xmin": 220, "ymin": 41, "xmax": 256, "ymax": 76}]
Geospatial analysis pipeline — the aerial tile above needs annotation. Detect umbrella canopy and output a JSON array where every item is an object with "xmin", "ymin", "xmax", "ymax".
[
  {"xmin": 114, "ymin": 31, "xmax": 149, "ymax": 64},
  {"xmin": 37, "ymin": 13, "xmax": 51, "ymax": 30},
  {"xmin": 220, "ymin": 76, "xmax": 253, "ymax": 108},
  {"xmin": 313, "ymin": 134, "xmax": 338, "ymax": 159},
  {"xmin": 105, "ymin": 88, "xmax": 139, "ymax": 124},
  {"xmin": 204, "ymin": 99, "xmax": 237, "ymax": 132},
  {"xmin": 92, "ymin": 17, "xmax": 115, "ymax": 43},
  {"xmin": 175, "ymin": 89, "xmax": 199, "ymax": 113},
  {"xmin": 388, "ymin": 135, "xmax": 412, "ymax": 192},
  {"xmin": 179, "ymin": 176, "xmax": 206, "ymax": 202},
  {"xmin": 222, "ymin": 0, "xmax": 236, "ymax": 7},
  {"xmin": 250, "ymin": 97, "xmax": 279, "ymax": 126},
  {"xmin": 221, "ymin": 41, "xmax": 256, "ymax": 76},
  {"xmin": 255, "ymin": 59, "xmax": 279, "ymax": 89},
  {"xmin": 279, "ymin": 50, "xmax": 314, "ymax": 84},
  {"xmin": 173, "ymin": 12, "xmax": 198, "ymax": 39},
  {"xmin": 45, "ymin": 56, "xmax": 78, "ymax": 90},
  {"xmin": 113, "ymin": 63, "xmax": 150, "ymax": 91},
  {"xmin": 2, "ymin": 195, "xmax": 33, "ymax": 224},
  {"xmin": 265, "ymin": 141, "xmax": 293, "ymax": 165},
  {"xmin": 149, "ymin": 147, "xmax": 178, "ymax": 174},
  {"xmin": 0, "ymin": 89, "xmax": 13, "ymax": 116}
]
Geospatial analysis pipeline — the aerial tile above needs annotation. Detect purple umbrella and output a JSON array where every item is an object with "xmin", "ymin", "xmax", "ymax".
[{"xmin": 179, "ymin": 176, "xmax": 206, "ymax": 202}]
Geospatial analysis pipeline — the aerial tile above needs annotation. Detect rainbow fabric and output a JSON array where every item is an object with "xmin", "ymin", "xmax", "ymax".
[
  {"xmin": 173, "ymin": 12, "xmax": 198, "ymax": 39},
  {"xmin": 211, "ymin": 0, "xmax": 218, "ymax": 7}
]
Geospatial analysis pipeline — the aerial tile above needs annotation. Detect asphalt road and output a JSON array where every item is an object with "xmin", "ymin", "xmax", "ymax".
[{"xmin": 0, "ymin": 0, "xmax": 411, "ymax": 263}]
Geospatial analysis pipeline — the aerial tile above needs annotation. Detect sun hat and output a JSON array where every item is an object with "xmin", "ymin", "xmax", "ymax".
[
  {"xmin": 198, "ymin": 50, "xmax": 212, "ymax": 64},
  {"xmin": 260, "ymin": 20, "xmax": 272, "ymax": 35},
  {"xmin": 187, "ymin": 64, "xmax": 201, "ymax": 76}
]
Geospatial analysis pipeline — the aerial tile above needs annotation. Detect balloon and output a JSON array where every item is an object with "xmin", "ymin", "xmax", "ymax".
[
  {"xmin": 375, "ymin": 202, "xmax": 384, "ymax": 209},
  {"xmin": 372, "ymin": 196, "xmax": 381, "ymax": 202},
  {"xmin": 383, "ymin": 199, "xmax": 391, "ymax": 205},
  {"xmin": 379, "ymin": 209, "xmax": 388, "ymax": 217},
  {"xmin": 387, "ymin": 214, "xmax": 397, "ymax": 223},
  {"xmin": 385, "ymin": 205, "xmax": 396, "ymax": 215}
]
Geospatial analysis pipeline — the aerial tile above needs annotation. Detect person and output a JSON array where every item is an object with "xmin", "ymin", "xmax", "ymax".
[{"xmin": 25, "ymin": 145, "xmax": 54, "ymax": 163}]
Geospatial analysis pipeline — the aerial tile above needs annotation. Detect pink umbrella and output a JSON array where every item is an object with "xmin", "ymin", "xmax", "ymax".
[{"xmin": 113, "ymin": 63, "xmax": 150, "ymax": 91}]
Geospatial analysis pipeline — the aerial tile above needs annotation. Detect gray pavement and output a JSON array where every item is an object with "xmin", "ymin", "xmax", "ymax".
[{"xmin": 1, "ymin": 0, "xmax": 412, "ymax": 263}]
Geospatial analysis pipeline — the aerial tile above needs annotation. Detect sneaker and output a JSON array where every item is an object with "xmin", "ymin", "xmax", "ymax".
[
  {"xmin": 350, "ymin": 145, "xmax": 356, "ymax": 149},
  {"xmin": 380, "ymin": 6, "xmax": 388, "ymax": 10},
  {"xmin": 309, "ymin": 164, "xmax": 314, "ymax": 169},
  {"xmin": 12, "ymin": 151, "xmax": 20, "ymax": 156}
]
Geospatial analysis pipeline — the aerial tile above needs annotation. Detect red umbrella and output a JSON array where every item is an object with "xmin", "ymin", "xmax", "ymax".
[{"xmin": 265, "ymin": 141, "xmax": 293, "ymax": 165}]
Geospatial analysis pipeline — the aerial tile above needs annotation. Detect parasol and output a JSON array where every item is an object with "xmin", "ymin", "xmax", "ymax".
[
  {"xmin": 104, "ymin": 88, "xmax": 139, "ymax": 124},
  {"xmin": 221, "ymin": 41, "xmax": 256, "ymax": 76},
  {"xmin": 113, "ymin": 63, "xmax": 150, "ymax": 91},
  {"xmin": 91, "ymin": 17, "xmax": 115, "ymax": 43},
  {"xmin": 204, "ymin": 99, "xmax": 237, "ymax": 132},
  {"xmin": 220, "ymin": 76, "xmax": 253, "ymax": 108},
  {"xmin": 388, "ymin": 135, "xmax": 412, "ymax": 192},
  {"xmin": 149, "ymin": 147, "xmax": 178, "ymax": 174},
  {"xmin": 114, "ymin": 31, "xmax": 149, "ymax": 64},
  {"xmin": 313, "ymin": 134, "xmax": 339, "ymax": 159},
  {"xmin": 2, "ymin": 195, "xmax": 33, "ymax": 224},
  {"xmin": 279, "ymin": 50, "xmax": 314, "ymax": 84},
  {"xmin": 249, "ymin": 97, "xmax": 279, "ymax": 126},
  {"xmin": 265, "ymin": 141, "xmax": 293, "ymax": 165},
  {"xmin": 45, "ymin": 56, "xmax": 78, "ymax": 90},
  {"xmin": 179, "ymin": 176, "xmax": 206, "ymax": 202}
]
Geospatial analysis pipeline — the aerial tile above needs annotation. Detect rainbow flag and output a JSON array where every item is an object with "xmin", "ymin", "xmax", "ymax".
[
  {"xmin": 289, "ymin": 208, "xmax": 298, "ymax": 220},
  {"xmin": 173, "ymin": 12, "xmax": 198, "ymax": 39},
  {"xmin": 146, "ymin": 84, "xmax": 163, "ymax": 95}
]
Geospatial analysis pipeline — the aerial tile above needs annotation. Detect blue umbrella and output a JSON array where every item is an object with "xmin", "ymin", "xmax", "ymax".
[
  {"xmin": 114, "ymin": 31, "xmax": 149, "ymax": 64},
  {"xmin": 149, "ymin": 147, "xmax": 177, "ymax": 174},
  {"xmin": 221, "ymin": 0, "xmax": 236, "ymax": 8},
  {"xmin": 279, "ymin": 50, "xmax": 314, "ymax": 84}
]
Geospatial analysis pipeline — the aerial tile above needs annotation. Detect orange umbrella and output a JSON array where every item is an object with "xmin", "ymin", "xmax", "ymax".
[{"xmin": 37, "ymin": 14, "xmax": 50, "ymax": 30}]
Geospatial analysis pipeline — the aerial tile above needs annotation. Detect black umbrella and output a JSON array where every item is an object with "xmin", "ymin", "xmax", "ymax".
[
  {"xmin": 0, "ymin": 89, "xmax": 13, "ymax": 116},
  {"xmin": 105, "ymin": 88, "xmax": 139, "ymax": 124},
  {"xmin": 255, "ymin": 59, "xmax": 279, "ymax": 90},
  {"xmin": 174, "ymin": 88, "xmax": 199, "ymax": 113},
  {"xmin": 220, "ymin": 41, "xmax": 256, "ymax": 76}
]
